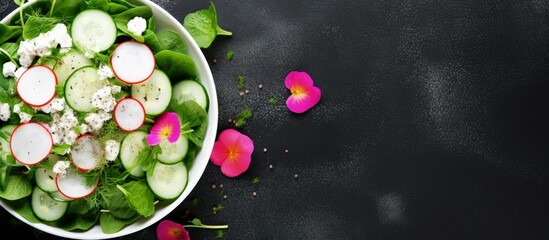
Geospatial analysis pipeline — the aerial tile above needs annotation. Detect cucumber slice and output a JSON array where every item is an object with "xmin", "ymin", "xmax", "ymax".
[
  {"xmin": 48, "ymin": 191, "xmax": 73, "ymax": 202},
  {"xmin": 64, "ymin": 66, "xmax": 108, "ymax": 112},
  {"xmin": 131, "ymin": 69, "xmax": 172, "ymax": 116},
  {"xmin": 172, "ymin": 80, "xmax": 209, "ymax": 110},
  {"xmin": 71, "ymin": 9, "xmax": 117, "ymax": 53},
  {"xmin": 31, "ymin": 187, "xmax": 69, "ymax": 222},
  {"xmin": 146, "ymin": 161, "xmax": 187, "ymax": 200},
  {"xmin": 53, "ymin": 50, "xmax": 94, "ymax": 86},
  {"xmin": 157, "ymin": 135, "xmax": 189, "ymax": 164},
  {"xmin": 120, "ymin": 131, "xmax": 148, "ymax": 178},
  {"xmin": 35, "ymin": 167, "xmax": 58, "ymax": 193}
]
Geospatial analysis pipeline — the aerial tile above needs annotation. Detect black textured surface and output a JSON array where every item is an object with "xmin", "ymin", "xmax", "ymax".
[{"xmin": 2, "ymin": 0, "xmax": 549, "ymax": 239}]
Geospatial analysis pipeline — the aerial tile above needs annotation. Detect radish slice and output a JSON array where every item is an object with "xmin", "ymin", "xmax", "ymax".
[
  {"xmin": 71, "ymin": 134, "xmax": 101, "ymax": 171},
  {"xmin": 113, "ymin": 98, "xmax": 146, "ymax": 132},
  {"xmin": 10, "ymin": 123, "xmax": 53, "ymax": 166},
  {"xmin": 111, "ymin": 41, "xmax": 155, "ymax": 84},
  {"xmin": 56, "ymin": 167, "xmax": 99, "ymax": 200},
  {"xmin": 17, "ymin": 66, "xmax": 57, "ymax": 107}
]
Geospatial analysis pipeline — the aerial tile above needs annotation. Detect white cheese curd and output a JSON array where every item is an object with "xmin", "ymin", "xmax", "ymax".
[
  {"xmin": 127, "ymin": 16, "xmax": 147, "ymax": 36},
  {"xmin": 41, "ymin": 98, "xmax": 65, "ymax": 114},
  {"xmin": 0, "ymin": 103, "xmax": 10, "ymax": 121},
  {"xmin": 85, "ymin": 110, "xmax": 112, "ymax": 132},
  {"xmin": 12, "ymin": 103, "xmax": 33, "ymax": 123},
  {"xmin": 17, "ymin": 23, "xmax": 73, "ymax": 67},
  {"xmin": 98, "ymin": 64, "xmax": 115, "ymax": 80},
  {"xmin": 104, "ymin": 140, "xmax": 120, "ymax": 161},
  {"xmin": 47, "ymin": 108, "xmax": 81, "ymax": 145},
  {"xmin": 91, "ymin": 86, "xmax": 117, "ymax": 112},
  {"xmin": 53, "ymin": 161, "xmax": 71, "ymax": 177},
  {"xmin": 2, "ymin": 62, "xmax": 16, "ymax": 78}
]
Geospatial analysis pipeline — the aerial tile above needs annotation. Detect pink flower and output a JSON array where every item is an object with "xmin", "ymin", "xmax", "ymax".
[
  {"xmin": 157, "ymin": 220, "xmax": 190, "ymax": 240},
  {"xmin": 285, "ymin": 71, "xmax": 321, "ymax": 114},
  {"xmin": 146, "ymin": 112, "xmax": 181, "ymax": 146},
  {"xmin": 210, "ymin": 129, "xmax": 254, "ymax": 177}
]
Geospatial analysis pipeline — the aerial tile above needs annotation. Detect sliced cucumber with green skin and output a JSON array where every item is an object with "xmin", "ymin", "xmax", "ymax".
[
  {"xmin": 48, "ymin": 191, "xmax": 73, "ymax": 202},
  {"xmin": 35, "ymin": 167, "xmax": 58, "ymax": 193},
  {"xmin": 31, "ymin": 187, "xmax": 69, "ymax": 222},
  {"xmin": 172, "ymin": 80, "xmax": 209, "ymax": 110},
  {"xmin": 54, "ymin": 50, "xmax": 94, "ymax": 86},
  {"xmin": 146, "ymin": 161, "xmax": 187, "ymax": 200},
  {"xmin": 64, "ymin": 66, "xmax": 108, "ymax": 112},
  {"xmin": 131, "ymin": 69, "xmax": 172, "ymax": 116},
  {"xmin": 157, "ymin": 135, "xmax": 189, "ymax": 165},
  {"xmin": 71, "ymin": 9, "xmax": 117, "ymax": 53},
  {"xmin": 120, "ymin": 131, "xmax": 148, "ymax": 178}
]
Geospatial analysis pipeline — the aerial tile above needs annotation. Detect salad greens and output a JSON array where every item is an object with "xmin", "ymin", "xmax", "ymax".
[
  {"xmin": 183, "ymin": 1, "xmax": 232, "ymax": 48},
  {"xmin": 0, "ymin": 0, "xmax": 210, "ymax": 234}
]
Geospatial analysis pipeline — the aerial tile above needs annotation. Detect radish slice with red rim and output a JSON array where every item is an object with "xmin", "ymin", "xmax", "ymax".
[
  {"xmin": 16, "ymin": 66, "xmax": 57, "ymax": 107},
  {"xmin": 10, "ymin": 123, "xmax": 53, "ymax": 166},
  {"xmin": 71, "ymin": 134, "xmax": 102, "ymax": 172},
  {"xmin": 56, "ymin": 167, "xmax": 99, "ymax": 200},
  {"xmin": 111, "ymin": 41, "xmax": 155, "ymax": 84},
  {"xmin": 114, "ymin": 98, "xmax": 146, "ymax": 132}
]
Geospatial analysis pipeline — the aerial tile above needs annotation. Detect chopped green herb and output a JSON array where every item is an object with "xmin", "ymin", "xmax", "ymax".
[
  {"xmin": 226, "ymin": 49, "xmax": 234, "ymax": 60},
  {"xmin": 190, "ymin": 197, "xmax": 200, "ymax": 207},
  {"xmin": 268, "ymin": 97, "xmax": 277, "ymax": 105},
  {"xmin": 214, "ymin": 203, "xmax": 225, "ymax": 212},
  {"xmin": 215, "ymin": 229, "xmax": 226, "ymax": 238},
  {"xmin": 236, "ymin": 75, "xmax": 245, "ymax": 90},
  {"xmin": 251, "ymin": 177, "xmax": 260, "ymax": 184},
  {"xmin": 235, "ymin": 108, "xmax": 252, "ymax": 128}
]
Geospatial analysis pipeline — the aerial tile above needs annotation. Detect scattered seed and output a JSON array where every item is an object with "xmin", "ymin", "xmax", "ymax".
[
  {"xmin": 258, "ymin": 84, "xmax": 263, "ymax": 89},
  {"xmin": 268, "ymin": 164, "xmax": 273, "ymax": 170},
  {"xmin": 213, "ymin": 210, "xmax": 217, "ymax": 215},
  {"xmin": 263, "ymin": 147, "xmax": 268, "ymax": 153},
  {"xmin": 245, "ymin": 89, "xmax": 250, "ymax": 94},
  {"xmin": 212, "ymin": 207, "xmax": 217, "ymax": 211},
  {"xmin": 294, "ymin": 174, "xmax": 299, "ymax": 179},
  {"xmin": 227, "ymin": 118, "xmax": 233, "ymax": 123},
  {"xmin": 239, "ymin": 92, "xmax": 245, "ymax": 96},
  {"xmin": 212, "ymin": 58, "xmax": 218, "ymax": 64},
  {"xmin": 219, "ymin": 184, "xmax": 224, "ymax": 188},
  {"xmin": 223, "ymin": 195, "xmax": 228, "ymax": 199},
  {"xmin": 212, "ymin": 184, "xmax": 217, "ymax": 189},
  {"xmin": 285, "ymin": 149, "xmax": 289, "ymax": 154},
  {"xmin": 252, "ymin": 191, "xmax": 257, "ymax": 197}
]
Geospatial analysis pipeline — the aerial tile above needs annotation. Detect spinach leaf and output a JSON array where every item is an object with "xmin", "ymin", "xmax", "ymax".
[
  {"xmin": 143, "ymin": 29, "xmax": 161, "ymax": 53},
  {"xmin": 117, "ymin": 180, "xmax": 155, "ymax": 217},
  {"xmin": 0, "ymin": 42, "xmax": 20, "ymax": 64},
  {"xmin": 22, "ymin": 15, "xmax": 60, "ymax": 40},
  {"xmin": 100, "ymin": 212, "xmax": 140, "ymax": 234},
  {"xmin": 0, "ymin": 23, "xmax": 22, "ymax": 45},
  {"xmin": 55, "ymin": 209, "xmax": 100, "ymax": 231},
  {"xmin": 8, "ymin": 197, "xmax": 40, "ymax": 223},
  {"xmin": 106, "ymin": 3, "xmax": 129, "ymax": 15},
  {"xmin": 85, "ymin": 0, "xmax": 110, "ymax": 11},
  {"xmin": 0, "ymin": 175, "xmax": 32, "ymax": 200},
  {"xmin": 155, "ymin": 50, "xmax": 197, "ymax": 81},
  {"xmin": 183, "ymin": 142, "xmax": 197, "ymax": 170},
  {"xmin": 9, "ymin": 0, "xmax": 52, "ymax": 26},
  {"xmin": 169, "ymin": 100, "xmax": 208, "ymax": 147},
  {"xmin": 156, "ymin": 30, "xmax": 186, "ymax": 53},
  {"xmin": 183, "ymin": 1, "xmax": 232, "ymax": 48},
  {"xmin": 102, "ymin": 183, "xmax": 137, "ymax": 219},
  {"xmin": 114, "ymin": 6, "xmax": 153, "ymax": 42},
  {"xmin": 49, "ymin": 0, "xmax": 86, "ymax": 22},
  {"xmin": 110, "ymin": 0, "xmax": 137, "ymax": 9}
]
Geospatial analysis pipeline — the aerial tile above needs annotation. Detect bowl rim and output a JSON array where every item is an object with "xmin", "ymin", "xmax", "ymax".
[{"xmin": 0, "ymin": 0, "xmax": 218, "ymax": 239}]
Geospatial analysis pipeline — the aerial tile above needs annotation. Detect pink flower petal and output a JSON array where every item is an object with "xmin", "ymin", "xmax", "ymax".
[
  {"xmin": 286, "ymin": 85, "xmax": 321, "ymax": 114},
  {"xmin": 146, "ymin": 127, "xmax": 162, "ymax": 146},
  {"xmin": 210, "ymin": 141, "xmax": 229, "ymax": 166},
  {"xmin": 210, "ymin": 129, "xmax": 254, "ymax": 177},
  {"xmin": 221, "ymin": 154, "xmax": 252, "ymax": 178},
  {"xmin": 157, "ymin": 220, "xmax": 190, "ymax": 240},
  {"xmin": 284, "ymin": 71, "xmax": 314, "ymax": 90}
]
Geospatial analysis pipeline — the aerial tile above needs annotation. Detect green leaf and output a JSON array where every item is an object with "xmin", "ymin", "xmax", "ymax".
[
  {"xmin": 0, "ymin": 175, "xmax": 33, "ymax": 201},
  {"xmin": 182, "ymin": 142, "xmax": 197, "ymax": 170},
  {"xmin": 117, "ymin": 180, "xmax": 155, "ymax": 217},
  {"xmin": 55, "ymin": 208, "xmax": 100, "ymax": 231},
  {"xmin": 215, "ymin": 229, "xmax": 226, "ymax": 238},
  {"xmin": 226, "ymin": 49, "xmax": 234, "ymax": 60},
  {"xmin": 155, "ymin": 50, "xmax": 198, "ymax": 81},
  {"xmin": 190, "ymin": 218, "xmax": 203, "ymax": 226},
  {"xmin": 156, "ymin": 30, "xmax": 186, "ymax": 53},
  {"xmin": 237, "ymin": 75, "xmax": 245, "ymax": 90},
  {"xmin": 23, "ymin": 15, "xmax": 60, "ymax": 40},
  {"xmin": 235, "ymin": 108, "xmax": 252, "ymax": 128},
  {"xmin": 13, "ymin": 0, "xmax": 24, "ymax": 6},
  {"xmin": 169, "ymin": 100, "xmax": 208, "ymax": 147},
  {"xmin": 183, "ymin": 1, "xmax": 232, "ymax": 48},
  {"xmin": 114, "ymin": 6, "xmax": 153, "ymax": 42},
  {"xmin": 0, "ymin": 23, "xmax": 22, "ymax": 45},
  {"xmin": 99, "ymin": 212, "xmax": 141, "ymax": 234},
  {"xmin": 51, "ymin": 144, "xmax": 71, "ymax": 155},
  {"xmin": 7, "ymin": 197, "xmax": 40, "ymax": 223},
  {"xmin": 49, "ymin": 0, "xmax": 86, "ymax": 22},
  {"xmin": 0, "ymin": 43, "xmax": 20, "ymax": 63}
]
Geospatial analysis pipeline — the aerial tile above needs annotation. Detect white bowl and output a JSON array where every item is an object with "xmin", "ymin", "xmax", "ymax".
[{"xmin": 0, "ymin": 0, "xmax": 218, "ymax": 239}]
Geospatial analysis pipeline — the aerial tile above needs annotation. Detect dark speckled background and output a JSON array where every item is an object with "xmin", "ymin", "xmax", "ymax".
[{"xmin": 2, "ymin": 0, "xmax": 549, "ymax": 239}]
